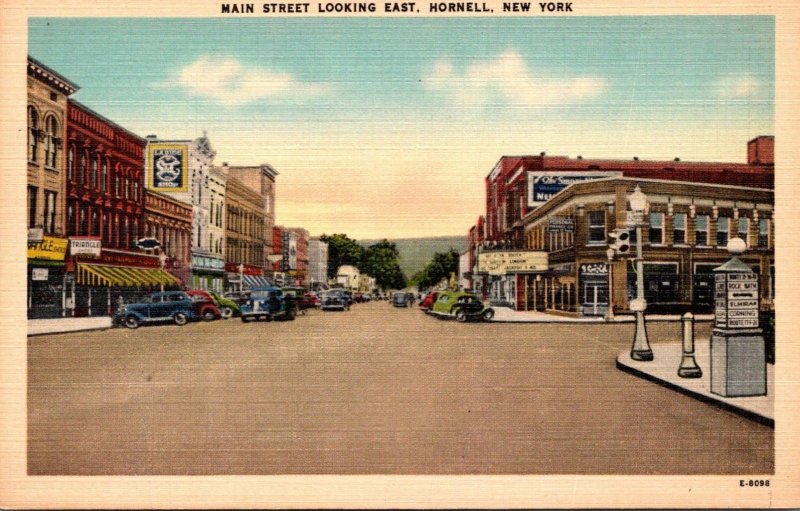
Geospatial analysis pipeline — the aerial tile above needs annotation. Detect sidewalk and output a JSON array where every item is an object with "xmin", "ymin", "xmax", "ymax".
[
  {"xmin": 616, "ymin": 342, "xmax": 774, "ymax": 427},
  {"xmin": 489, "ymin": 306, "xmax": 714, "ymax": 323},
  {"xmin": 28, "ymin": 316, "xmax": 113, "ymax": 337}
]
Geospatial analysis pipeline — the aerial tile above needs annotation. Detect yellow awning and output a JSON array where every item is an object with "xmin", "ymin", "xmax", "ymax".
[{"xmin": 76, "ymin": 264, "xmax": 179, "ymax": 287}]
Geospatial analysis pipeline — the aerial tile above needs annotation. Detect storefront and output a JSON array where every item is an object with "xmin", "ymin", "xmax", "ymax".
[
  {"xmin": 578, "ymin": 262, "xmax": 609, "ymax": 316},
  {"xmin": 191, "ymin": 252, "xmax": 225, "ymax": 293},
  {"xmin": 224, "ymin": 262, "xmax": 272, "ymax": 292},
  {"xmin": 27, "ymin": 233, "xmax": 69, "ymax": 318}
]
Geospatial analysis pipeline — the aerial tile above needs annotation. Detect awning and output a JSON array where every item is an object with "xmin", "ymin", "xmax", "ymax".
[
  {"xmin": 243, "ymin": 274, "xmax": 273, "ymax": 288},
  {"xmin": 76, "ymin": 263, "xmax": 180, "ymax": 287}
]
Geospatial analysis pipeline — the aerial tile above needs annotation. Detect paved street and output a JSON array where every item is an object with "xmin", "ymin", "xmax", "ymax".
[{"xmin": 28, "ymin": 302, "xmax": 773, "ymax": 475}]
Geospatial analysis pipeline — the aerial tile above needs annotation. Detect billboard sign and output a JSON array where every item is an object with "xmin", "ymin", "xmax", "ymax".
[
  {"xmin": 528, "ymin": 171, "xmax": 620, "ymax": 207},
  {"xmin": 147, "ymin": 143, "xmax": 188, "ymax": 192},
  {"xmin": 478, "ymin": 251, "xmax": 548, "ymax": 275}
]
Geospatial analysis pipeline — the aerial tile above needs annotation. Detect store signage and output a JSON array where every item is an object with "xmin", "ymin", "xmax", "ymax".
[
  {"xmin": 479, "ymin": 251, "xmax": 548, "ymax": 275},
  {"xmin": 136, "ymin": 237, "xmax": 161, "ymax": 250},
  {"xmin": 714, "ymin": 273, "xmax": 759, "ymax": 329},
  {"xmin": 79, "ymin": 249, "xmax": 160, "ymax": 268},
  {"xmin": 191, "ymin": 253, "xmax": 225, "ymax": 272},
  {"xmin": 28, "ymin": 227, "xmax": 43, "ymax": 243},
  {"xmin": 528, "ymin": 171, "xmax": 620, "ymax": 207},
  {"xmin": 32, "ymin": 268, "xmax": 49, "ymax": 281},
  {"xmin": 224, "ymin": 262, "xmax": 263, "ymax": 275},
  {"xmin": 147, "ymin": 143, "xmax": 188, "ymax": 192},
  {"xmin": 27, "ymin": 236, "xmax": 68, "ymax": 261},
  {"xmin": 548, "ymin": 217, "xmax": 575, "ymax": 233},
  {"xmin": 70, "ymin": 237, "xmax": 101, "ymax": 257},
  {"xmin": 580, "ymin": 263, "xmax": 608, "ymax": 275}
]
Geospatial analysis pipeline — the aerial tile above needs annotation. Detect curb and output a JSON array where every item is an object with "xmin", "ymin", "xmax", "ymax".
[
  {"xmin": 615, "ymin": 359, "xmax": 774, "ymax": 428},
  {"xmin": 28, "ymin": 325, "xmax": 113, "ymax": 337}
]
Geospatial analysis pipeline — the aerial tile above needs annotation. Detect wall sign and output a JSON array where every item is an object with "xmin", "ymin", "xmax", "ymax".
[
  {"xmin": 70, "ymin": 237, "xmax": 102, "ymax": 257},
  {"xmin": 548, "ymin": 217, "xmax": 576, "ymax": 233},
  {"xmin": 32, "ymin": 268, "xmax": 49, "ymax": 281},
  {"xmin": 28, "ymin": 236, "xmax": 68, "ymax": 261},
  {"xmin": 528, "ymin": 171, "xmax": 620, "ymax": 207},
  {"xmin": 147, "ymin": 143, "xmax": 188, "ymax": 192},
  {"xmin": 580, "ymin": 263, "xmax": 608, "ymax": 275}
]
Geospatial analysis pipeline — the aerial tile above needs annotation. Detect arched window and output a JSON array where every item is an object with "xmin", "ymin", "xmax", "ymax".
[
  {"xmin": 28, "ymin": 106, "xmax": 39, "ymax": 163},
  {"xmin": 101, "ymin": 160, "xmax": 108, "ymax": 193},
  {"xmin": 67, "ymin": 146, "xmax": 74, "ymax": 181},
  {"xmin": 90, "ymin": 156, "xmax": 98, "ymax": 189},
  {"xmin": 44, "ymin": 116, "xmax": 59, "ymax": 168},
  {"xmin": 91, "ymin": 210, "xmax": 100, "ymax": 236},
  {"xmin": 78, "ymin": 152, "xmax": 86, "ymax": 184}
]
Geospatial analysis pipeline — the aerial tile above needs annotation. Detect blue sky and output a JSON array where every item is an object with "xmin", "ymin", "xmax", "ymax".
[{"xmin": 29, "ymin": 17, "xmax": 774, "ymax": 238}]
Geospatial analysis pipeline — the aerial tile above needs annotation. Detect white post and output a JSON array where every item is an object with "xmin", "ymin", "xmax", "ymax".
[
  {"xmin": 606, "ymin": 248, "xmax": 615, "ymax": 321},
  {"xmin": 630, "ymin": 185, "xmax": 653, "ymax": 361}
]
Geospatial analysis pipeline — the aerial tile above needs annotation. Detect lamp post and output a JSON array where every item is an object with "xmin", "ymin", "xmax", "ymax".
[
  {"xmin": 238, "ymin": 263, "xmax": 245, "ymax": 294},
  {"xmin": 158, "ymin": 251, "xmax": 168, "ymax": 294},
  {"xmin": 629, "ymin": 185, "xmax": 653, "ymax": 361},
  {"xmin": 605, "ymin": 248, "xmax": 615, "ymax": 322}
]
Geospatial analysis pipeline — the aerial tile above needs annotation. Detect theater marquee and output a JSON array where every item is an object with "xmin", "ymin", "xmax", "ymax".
[
  {"xmin": 478, "ymin": 251, "xmax": 548, "ymax": 275},
  {"xmin": 147, "ymin": 143, "xmax": 188, "ymax": 192}
]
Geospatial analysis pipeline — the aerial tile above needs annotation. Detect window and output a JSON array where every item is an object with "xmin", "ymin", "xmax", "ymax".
[
  {"xmin": 67, "ymin": 202, "xmax": 76, "ymax": 236},
  {"xmin": 673, "ymin": 213, "xmax": 686, "ymax": 245},
  {"xmin": 716, "ymin": 217, "xmax": 730, "ymax": 247},
  {"xmin": 79, "ymin": 205, "xmax": 88, "ymax": 236},
  {"xmin": 758, "ymin": 218, "xmax": 770, "ymax": 248},
  {"xmin": 78, "ymin": 153, "xmax": 86, "ymax": 184},
  {"xmin": 91, "ymin": 210, "xmax": 100, "ymax": 236},
  {"xmin": 43, "ymin": 190, "xmax": 56, "ymax": 233},
  {"xmin": 737, "ymin": 217, "xmax": 749, "ymax": 246},
  {"xmin": 90, "ymin": 157, "xmax": 98, "ymax": 189},
  {"xmin": 44, "ymin": 116, "xmax": 58, "ymax": 168},
  {"xmin": 27, "ymin": 186, "xmax": 37, "ymax": 228},
  {"xmin": 649, "ymin": 213, "xmax": 664, "ymax": 244},
  {"xmin": 695, "ymin": 214, "xmax": 709, "ymax": 246},
  {"xmin": 587, "ymin": 210, "xmax": 605, "ymax": 244},
  {"xmin": 28, "ymin": 106, "xmax": 39, "ymax": 163},
  {"xmin": 101, "ymin": 161, "xmax": 107, "ymax": 193},
  {"xmin": 67, "ymin": 147, "xmax": 74, "ymax": 181}
]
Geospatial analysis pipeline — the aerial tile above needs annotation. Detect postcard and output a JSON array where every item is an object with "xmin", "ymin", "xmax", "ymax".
[{"xmin": 1, "ymin": 0, "xmax": 799, "ymax": 508}]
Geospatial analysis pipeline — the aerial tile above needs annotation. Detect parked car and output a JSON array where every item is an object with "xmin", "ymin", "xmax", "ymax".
[
  {"xmin": 429, "ymin": 291, "xmax": 494, "ymax": 322},
  {"xmin": 113, "ymin": 291, "xmax": 196, "ymax": 329},
  {"xmin": 208, "ymin": 291, "xmax": 240, "ymax": 318},
  {"xmin": 223, "ymin": 290, "xmax": 251, "ymax": 307},
  {"xmin": 391, "ymin": 292, "xmax": 414, "ymax": 308},
  {"xmin": 418, "ymin": 291, "xmax": 439, "ymax": 311},
  {"xmin": 282, "ymin": 287, "xmax": 318, "ymax": 314},
  {"xmin": 320, "ymin": 290, "xmax": 349, "ymax": 311},
  {"xmin": 240, "ymin": 287, "xmax": 296, "ymax": 322},
  {"xmin": 187, "ymin": 290, "xmax": 222, "ymax": 321}
]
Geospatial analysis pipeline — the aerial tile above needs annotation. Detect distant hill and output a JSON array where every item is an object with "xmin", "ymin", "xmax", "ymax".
[{"xmin": 359, "ymin": 236, "xmax": 467, "ymax": 280}]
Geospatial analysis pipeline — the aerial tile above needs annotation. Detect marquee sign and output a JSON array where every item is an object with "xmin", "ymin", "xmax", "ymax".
[
  {"xmin": 478, "ymin": 251, "xmax": 548, "ymax": 275},
  {"xmin": 147, "ymin": 143, "xmax": 188, "ymax": 192},
  {"xmin": 528, "ymin": 171, "xmax": 620, "ymax": 207}
]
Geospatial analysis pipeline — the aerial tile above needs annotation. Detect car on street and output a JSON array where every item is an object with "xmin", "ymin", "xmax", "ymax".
[
  {"xmin": 319, "ymin": 290, "xmax": 349, "ymax": 311},
  {"xmin": 429, "ymin": 291, "xmax": 494, "ymax": 322},
  {"xmin": 418, "ymin": 291, "xmax": 439, "ymax": 312},
  {"xmin": 240, "ymin": 287, "xmax": 297, "ymax": 322},
  {"xmin": 208, "ymin": 291, "xmax": 240, "ymax": 318},
  {"xmin": 113, "ymin": 291, "xmax": 196, "ymax": 329},
  {"xmin": 223, "ymin": 290, "xmax": 251, "ymax": 307},
  {"xmin": 187, "ymin": 290, "xmax": 223, "ymax": 321},
  {"xmin": 391, "ymin": 292, "xmax": 414, "ymax": 308}
]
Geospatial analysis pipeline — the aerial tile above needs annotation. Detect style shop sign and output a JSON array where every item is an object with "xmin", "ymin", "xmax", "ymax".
[{"xmin": 528, "ymin": 171, "xmax": 620, "ymax": 207}]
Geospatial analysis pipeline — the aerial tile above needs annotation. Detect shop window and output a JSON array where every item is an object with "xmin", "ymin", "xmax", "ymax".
[
  {"xmin": 627, "ymin": 262, "xmax": 679, "ymax": 304},
  {"xmin": 695, "ymin": 214, "xmax": 709, "ymax": 246},
  {"xmin": 758, "ymin": 219, "xmax": 770, "ymax": 248},
  {"xmin": 737, "ymin": 217, "xmax": 749, "ymax": 246},
  {"xmin": 28, "ymin": 106, "xmax": 39, "ymax": 163},
  {"xmin": 649, "ymin": 213, "xmax": 664, "ymax": 245},
  {"xmin": 716, "ymin": 217, "xmax": 730, "ymax": 248},
  {"xmin": 587, "ymin": 210, "xmax": 605, "ymax": 244},
  {"xmin": 673, "ymin": 213, "xmax": 686, "ymax": 245},
  {"xmin": 27, "ymin": 186, "xmax": 37, "ymax": 228}
]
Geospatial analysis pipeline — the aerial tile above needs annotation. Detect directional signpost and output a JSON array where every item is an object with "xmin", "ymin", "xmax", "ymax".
[{"xmin": 710, "ymin": 238, "xmax": 766, "ymax": 397}]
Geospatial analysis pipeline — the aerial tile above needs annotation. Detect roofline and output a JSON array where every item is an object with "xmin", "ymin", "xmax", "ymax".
[
  {"xmin": 28, "ymin": 56, "xmax": 80, "ymax": 93},
  {"xmin": 69, "ymin": 99, "xmax": 146, "ymax": 143}
]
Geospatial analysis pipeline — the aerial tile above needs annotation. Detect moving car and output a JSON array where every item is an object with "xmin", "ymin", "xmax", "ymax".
[
  {"xmin": 429, "ymin": 291, "xmax": 494, "ymax": 322},
  {"xmin": 113, "ymin": 291, "xmax": 196, "ymax": 329},
  {"xmin": 240, "ymin": 287, "xmax": 296, "ymax": 322},
  {"xmin": 208, "ymin": 291, "xmax": 240, "ymax": 318},
  {"xmin": 320, "ymin": 290, "xmax": 349, "ymax": 311},
  {"xmin": 187, "ymin": 290, "xmax": 222, "ymax": 321},
  {"xmin": 391, "ymin": 292, "xmax": 414, "ymax": 308}
]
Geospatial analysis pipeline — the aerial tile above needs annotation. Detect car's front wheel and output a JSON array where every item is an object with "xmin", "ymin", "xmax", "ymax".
[
  {"xmin": 455, "ymin": 309, "xmax": 468, "ymax": 322},
  {"xmin": 124, "ymin": 316, "xmax": 140, "ymax": 329},
  {"xmin": 174, "ymin": 312, "xmax": 188, "ymax": 326},
  {"xmin": 220, "ymin": 307, "xmax": 233, "ymax": 319}
]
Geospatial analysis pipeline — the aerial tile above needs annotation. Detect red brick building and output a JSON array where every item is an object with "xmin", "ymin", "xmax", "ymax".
[{"xmin": 143, "ymin": 190, "xmax": 193, "ymax": 285}]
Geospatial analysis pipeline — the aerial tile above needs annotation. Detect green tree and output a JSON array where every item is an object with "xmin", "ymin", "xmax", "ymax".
[
  {"xmin": 360, "ymin": 239, "xmax": 407, "ymax": 290},
  {"xmin": 319, "ymin": 233, "xmax": 365, "ymax": 281},
  {"xmin": 412, "ymin": 248, "xmax": 460, "ymax": 290}
]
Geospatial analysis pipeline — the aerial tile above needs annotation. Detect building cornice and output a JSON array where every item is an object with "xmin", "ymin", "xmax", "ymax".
[{"xmin": 28, "ymin": 56, "xmax": 79, "ymax": 95}]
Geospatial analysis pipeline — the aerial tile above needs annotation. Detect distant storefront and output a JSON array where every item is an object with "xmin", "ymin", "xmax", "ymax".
[
  {"xmin": 27, "ymin": 233, "xmax": 68, "ymax": 318},
  {"xmin": 191, "ymin": 252, "xmax": 225, "ymax": 293}
]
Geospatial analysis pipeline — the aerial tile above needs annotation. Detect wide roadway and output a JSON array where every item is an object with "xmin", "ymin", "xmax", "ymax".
[{"xmin": 28, "ymin": 301, "xmax": 773, "ymax": 475}]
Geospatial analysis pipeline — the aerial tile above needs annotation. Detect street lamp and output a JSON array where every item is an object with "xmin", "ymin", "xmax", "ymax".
[
  {"xmin": 629, "ymin": 185, "xmax": 653, "ymax": 361},
  {"xmin": 605, "ymin": 248, "xmax": 615, "ymax": 322},
  {"xmin": 158, "ymin": 251, "xmax": 168, "ymax": 293}
]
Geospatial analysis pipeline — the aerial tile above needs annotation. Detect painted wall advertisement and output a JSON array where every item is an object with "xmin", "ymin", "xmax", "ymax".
[
  {"xmin": 528, "ymin": 171, "xmax": 620, "ymax": 207},
  {"xmin": 147, "ymin": 143, "xmax": 188, "ymax": 192}
]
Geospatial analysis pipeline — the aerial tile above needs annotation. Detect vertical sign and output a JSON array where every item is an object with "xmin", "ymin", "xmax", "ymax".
[
  {"xmin": 147, "ymin": 143, "xmax": 188, "ymax": 192},
  {"xmin": 715, "ymin": 273, "xmax": 759, "ymax": 329}
]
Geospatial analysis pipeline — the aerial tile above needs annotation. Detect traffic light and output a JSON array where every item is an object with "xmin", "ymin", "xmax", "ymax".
[{"xmin": 609, "ymin": 228, "xmax": 631, "ymax": 256}]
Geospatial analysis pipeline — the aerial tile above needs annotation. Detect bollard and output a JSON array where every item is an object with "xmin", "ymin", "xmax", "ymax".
[{"xmin": 678, "ymin": 312, "xmax": 702, "ymax": 378}]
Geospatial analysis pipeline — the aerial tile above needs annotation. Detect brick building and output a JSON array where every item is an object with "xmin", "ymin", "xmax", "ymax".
[{"xmin": 143, "ymin": 190, "xmax": 193, "ymax": 285}]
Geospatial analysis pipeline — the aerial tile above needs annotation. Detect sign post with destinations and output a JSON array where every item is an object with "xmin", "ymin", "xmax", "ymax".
[{"xmin": 710, "ymin": 238, "xmax": 766, "ymax": 397}]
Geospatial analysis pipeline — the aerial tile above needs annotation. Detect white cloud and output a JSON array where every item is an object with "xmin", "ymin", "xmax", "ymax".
[
  {"xmin": 421, "ymin": 50, "xmax": 608, "ymax": 107},
  {"xmin": 714, "ymin": 74, "xmax": 761, "ymax": 98},
  {"xmin": 155, "ymin": 55, "xmax": 330, "ymax": 106}
]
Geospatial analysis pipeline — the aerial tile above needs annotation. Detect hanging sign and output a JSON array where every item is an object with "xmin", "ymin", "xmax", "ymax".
[{"xmin": 147, "ymin": 143, "xmax": 188, "ymax": 192}]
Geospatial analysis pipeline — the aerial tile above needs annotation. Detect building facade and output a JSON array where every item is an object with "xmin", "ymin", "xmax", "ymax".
[
  {"xmin": 307, "ymin": 238, "xmax": 329, "ymax": 290},
  {"xmin": 223, "ymin": 173, "xmax": 270, "ymax": 291},
  {"xmin": 143, "ymin": 190, "xmax": 193, "ymax": 284},
  {"xmin": 280, "ymin": 227, "xmax": 309, "ymax": 287},
  {"xmin": 26, "ymin": 57, "xmax": 78, "ymax": 318}
]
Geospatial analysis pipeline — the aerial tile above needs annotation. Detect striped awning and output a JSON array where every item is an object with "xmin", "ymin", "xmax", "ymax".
[
  {"xmin": 243, "ymin": 274, "xmax": 272, "ymax": 288},
  {"xmin": 76, "ymin": 263, "xmax": 180, "ymax": 287}
]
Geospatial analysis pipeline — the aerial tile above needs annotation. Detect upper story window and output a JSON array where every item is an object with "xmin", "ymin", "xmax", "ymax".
[
  {"xmin": 44, "ymin": 116, "xmax": 59, "ymax": 168},
  {"xmin": 673, "ymin": 213, "xmax": 687, "ymax": 245},
  {"xmin": 758, "ymin": 218, "xmax": 770, "ymax": 248},
  {"xmin": 28, "ymin": 106, "xmax": 39, "ymax": 163},
  {"xmin": 587, "ymin": 210, "xmax": 606, "ymax": 244},
  {"xmin": 695, "ymin": 214, "xmax": 710, "ymax": 246},
  {"xmin": 649, "ymin": 213, "xmax": 664, "ymax": 245},
  {"xmin": 100, "ymin": 160, "xmax": 108, "ymax": 193},
  {"xmin": 78, "ymin": 153, "xmax": 86, "ymax": 185},
  {"xmin": 716, "ymin": 217, "xmax": 730, "ymax": 248},
  {"xmin": 737, "ymin": 217, "xmax": 750, "ymax": 246},
  {"xmin": 90, "ymin": 157, "xmax": 98, "ymax": 189},
  {"xmin": 67, "ymin": 146, "xmax": 74, "ymax": 181}
]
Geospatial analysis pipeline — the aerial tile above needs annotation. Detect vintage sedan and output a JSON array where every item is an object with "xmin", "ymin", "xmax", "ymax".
[
  {"xmin": 240, "ymin": 287, "xmax": 296, "ymax": 322},
  {"xmin": 418, "ymin": 291, "xmax": 439, "ymax": 312},
  {"xmin": 113, "ymin": 291, "xmax": 196, "ymax": 329},
  {"xmin": 391, "ymin": 292, "xmax": 414, "ymax": 308},
  {"xmin": 429, "ymin": 291, "xmax": 494, "ymax": 322},
  {"xmin": 187, "ymin": 290, "xmax": 222, "ymax": 321},
  {"xmin": 320, "ymin": 290, "xmax": 349, "ymax": 311},
  {"xmin": 208, "ymin": 291, "xmax": 240, "ymax": 318}
]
